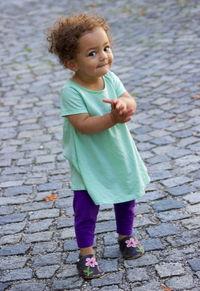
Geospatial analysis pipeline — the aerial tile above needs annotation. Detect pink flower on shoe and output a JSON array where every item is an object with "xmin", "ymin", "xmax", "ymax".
[
  {"xmin": 85, "ymin": 257, "xmax": 98, "ymax": 268},
  {"xmin": 125, "ymin": 237, "xmax": 137, "ymax": 248}
]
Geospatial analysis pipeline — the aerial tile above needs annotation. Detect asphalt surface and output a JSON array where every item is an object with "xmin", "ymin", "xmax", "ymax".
[{"xmin": 0, "ymin": 0, "xmax": 200, "ymax": 290}]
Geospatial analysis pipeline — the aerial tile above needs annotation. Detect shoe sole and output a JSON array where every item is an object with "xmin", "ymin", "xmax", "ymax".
[
  {"xmin": 124, "ymin": 250, "xmax": 145, "ymax": 260},
  {"xmin": 80, "ymin": 272, "xmax": 106, "ymax": 280}
]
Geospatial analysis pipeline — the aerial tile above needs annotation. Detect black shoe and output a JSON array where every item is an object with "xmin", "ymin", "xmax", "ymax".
[
  {"xmin": 77, "ymin": 254, "xmax": 105, "ymax": 279},
  {"xmin": 118, "ymin": 236, "xmax": 144, "ymax": 260}
]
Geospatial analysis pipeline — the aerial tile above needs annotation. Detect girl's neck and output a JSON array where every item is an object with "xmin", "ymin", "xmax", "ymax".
[{"xmin": 71, "ymin": 74, "xmax": 105, "ymax": 91}]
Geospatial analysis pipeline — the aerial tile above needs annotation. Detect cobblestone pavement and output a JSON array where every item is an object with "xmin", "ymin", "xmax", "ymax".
[{"xmin": 0, "ymin": 0, "xmax": 200, "ymax": 290}]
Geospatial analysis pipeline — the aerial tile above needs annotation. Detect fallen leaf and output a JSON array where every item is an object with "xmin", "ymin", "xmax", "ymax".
[
  {"xmin": 193, "ymin": 131, "xmax": 200, "ymax": 137},
  {"xmin": 171, "ymin": 89, "xmax": 182, "ymax": 94},
  {"xmin": 139, "ymin": 8, "xmax": 146, "ymax": 16},
  {"xmin": 122, "ymin": 8, "xmax": 132, "ymax": 13},
  {"xmin": 136, "ymin": 214, "xmax": 143, "ymax": 218},
  {"xmin": 191, "ymin": 94, "xmax": 200, "ymax": 99},
  {"xmin": 161, "ymin": 284, "xmax": 173, "ymax": 291},
  {"xmin": 88, "ymin": 4, "xmax": 97, "ymax": 7},
  {"xmin": 170, "ymin": 117, "xmax": 177, "ymax": 122},
  {"xmin": 44, "ymin": 193, "xmax": 58, "ymax": 201},
  {"xmin": 66, "ymin": 214, "xmax": 74, "ymax": 218}
]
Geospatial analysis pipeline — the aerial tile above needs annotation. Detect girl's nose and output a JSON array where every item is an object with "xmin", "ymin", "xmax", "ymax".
[{"xmin": 100, "ymin": 50, "xmax": 107, "ymax": 60}]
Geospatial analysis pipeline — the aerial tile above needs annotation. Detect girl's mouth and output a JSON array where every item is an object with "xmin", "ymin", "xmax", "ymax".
[{"xmin": 98, "ymin": 63, "xmax": 108, "ymax": 68}]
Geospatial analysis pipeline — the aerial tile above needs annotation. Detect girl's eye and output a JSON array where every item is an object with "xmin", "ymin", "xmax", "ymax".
[
  {"xmin": 104, "ymin": 46, "xmax": 110, "ymax": 52},
  {"xmin": 88, "ymin": 51, "xmax": 96, "ymax": 57}
]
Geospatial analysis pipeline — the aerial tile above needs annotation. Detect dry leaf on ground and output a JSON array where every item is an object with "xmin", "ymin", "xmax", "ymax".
[
  {"xmin": 66, "ymin": 214, "xmax": 74, "ymax": 218},
  {"xmin": 122, "ymin": 9, "xmax": 132, "ymax": 13},
  {"xmin": 44, "ymin": 192, "xmax": 58, "ymax": 201},
  {"xmin": 191, "ymin": 94, "xmax": 200, "ymax": 99},
  {"xmin": 171, "ymin": 89, "xmax": 182, "ymax": 94},
  {"xmin": 170, "ymin": 117, "xmax": 177, "ymax": 122},
  {"xmin": 139, "ymin": 9, "xmax": 146, "ymax": 16},
  {"xmin": 88, "ymin": 4, "xmax": 97, "ymax": 7},
  {"xmin": 193, "ymin": 131, "xmax": 200, "ymax": 137},
  {"xmin": 136, "ymin": 214, "xmax": 143, "ymax": 218},
  {"xmin": 161, "ymin": 284, "xmax": 173, "ymax": 291}
]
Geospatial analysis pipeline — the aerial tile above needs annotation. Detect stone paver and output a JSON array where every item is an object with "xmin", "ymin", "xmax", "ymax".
[{"xmin": 0, "ymin": 0, "xmax": 200, "ymax": 290}]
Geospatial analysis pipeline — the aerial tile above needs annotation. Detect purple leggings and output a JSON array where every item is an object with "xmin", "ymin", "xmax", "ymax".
[{"xmin": 73, "ymin": 190, "xmax": 136, "ymax": 248}]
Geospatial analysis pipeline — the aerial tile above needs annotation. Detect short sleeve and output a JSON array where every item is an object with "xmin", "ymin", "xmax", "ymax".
[
  {"xmin": 61, "ymin": 85, "xmax": 88, "ymax": 117},
  {"xmin": 108, "ymin": 71, "xmax": 126, "ymax": 97}
]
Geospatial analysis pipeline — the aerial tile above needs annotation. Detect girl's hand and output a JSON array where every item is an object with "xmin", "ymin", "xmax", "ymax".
[
  {"xmin": 103, "ymin": 97, "xmax": 135, "ymax": 124},
  {"xmin": 103, "ymin": 98, "xmax": 127, "ymax": 115},
  {"xmin": 110, "ymin": 107, "xmax": 134, "ymax": 124},
  {"xmin": 103, "ymin": 92, "xmax": 136, "ymax": 116}
]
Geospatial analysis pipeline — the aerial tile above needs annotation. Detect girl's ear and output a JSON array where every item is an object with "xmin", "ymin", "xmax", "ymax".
[{"xmin": 65, "ymin": 59, "xmax": 78, "ymax": 72}]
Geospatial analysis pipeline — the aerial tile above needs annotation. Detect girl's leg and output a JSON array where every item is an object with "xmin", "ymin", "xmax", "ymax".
[
  {"xmin": 73, "ymin": 190, "xmax": 99, "ymax": 256},
  {"xmin": 114, "ymin": 200, "xmax": 136, "ymax": 239},
  {"xmin": 74, "ymin": 191, "xmax": 104, "ymax": 279},
  {"xmin": 114, "ymin": 200, "xmax": 144, "ymax": 260}
]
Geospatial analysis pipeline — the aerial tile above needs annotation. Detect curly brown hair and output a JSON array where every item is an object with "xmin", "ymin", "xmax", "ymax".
[{"xmin": 46, "ymin": 13, "xmax": 111, "ymax": 68}]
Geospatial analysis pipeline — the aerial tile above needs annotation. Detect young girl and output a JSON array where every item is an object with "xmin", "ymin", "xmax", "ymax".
[{"xmin": 47, "ymin": 13, "xmax": 150, "ymax": 279}]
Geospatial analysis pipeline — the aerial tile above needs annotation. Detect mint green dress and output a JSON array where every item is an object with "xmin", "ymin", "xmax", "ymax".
[{"xmin": 61, "ymin": 71, "xmax": 150, "ymax": 205}]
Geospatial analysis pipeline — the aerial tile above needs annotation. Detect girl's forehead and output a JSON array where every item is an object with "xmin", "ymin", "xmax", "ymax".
[{"xmin": 78, "ymin": 27, "xmax": 109, "ymax": 47}]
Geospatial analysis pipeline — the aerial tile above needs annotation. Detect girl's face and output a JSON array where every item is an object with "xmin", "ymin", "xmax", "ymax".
[{"xmin": 72, "ymin": 27, "xmax": 113, "ymax": 81}]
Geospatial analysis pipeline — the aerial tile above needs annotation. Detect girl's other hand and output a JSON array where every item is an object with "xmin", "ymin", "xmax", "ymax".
[
  {"xmin": 103, "ymin": 98, "xmax": 127, "ymax": 115},
  {"xmin": 110, "ymin": 107, "xmax": 134, "ymax": 124}
]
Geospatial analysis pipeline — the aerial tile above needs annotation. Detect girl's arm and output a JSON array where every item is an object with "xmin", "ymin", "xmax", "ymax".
[
  {"xmin": 67, "ymin": 107, "xmax": 134, "ymax": 135},
  {"xmin": 67, "ymin": 91, "xmax": 136, "ymax": 135}
]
